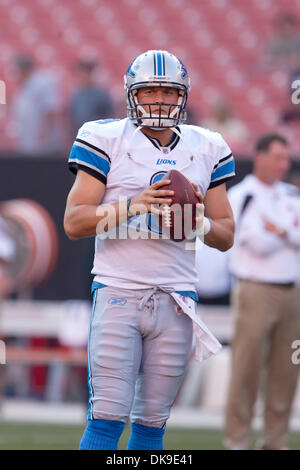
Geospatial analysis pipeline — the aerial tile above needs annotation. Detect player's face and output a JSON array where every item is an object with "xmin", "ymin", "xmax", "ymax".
[
  {"xmin": 136, "ymin": 87, "xmax": 179, "ymax": 116},
  {"xmin": 257, "ymin": 141, "xmax": 290, "ymax": 183}
]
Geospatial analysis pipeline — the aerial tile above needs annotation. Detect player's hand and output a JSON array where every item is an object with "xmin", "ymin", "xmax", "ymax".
[
  {"xmin": 191, "ymin": 182, "xmax": 205, "ymax": 225},
  {"xmin": 191, "ymin": 182, "xmax": 204, "ymax": 204},
  {"xmin": 129, "ymin": 179, "xmax": 174, "ymax": 215},
  {"xmin": 191, "ymin": 182, "xmax": 211, "ymax": 237}
]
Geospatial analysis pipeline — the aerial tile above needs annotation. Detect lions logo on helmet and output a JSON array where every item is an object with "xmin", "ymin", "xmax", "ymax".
[{"xmin": 124, "ymin": 50, "xmax": 191, "ymax": 130}]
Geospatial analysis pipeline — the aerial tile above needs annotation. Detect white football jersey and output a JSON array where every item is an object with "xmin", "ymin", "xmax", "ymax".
[{"xmin": 68, "ymin": 118, "xmax": 235, "ymax": 291}]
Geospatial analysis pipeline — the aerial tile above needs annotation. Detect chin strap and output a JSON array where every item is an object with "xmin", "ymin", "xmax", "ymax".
[{"xmin": 170, "ymin": 126, "xmax": 182, "ymax": 139}]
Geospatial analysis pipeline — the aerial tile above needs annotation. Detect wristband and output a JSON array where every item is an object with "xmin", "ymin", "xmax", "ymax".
[
  {"xmin": 203, "ymin": 217, "xmax": 211, "ymax": 236},
  {"xmin": 127, "ymin": 198, "xmax": 134, "ymax": 217}
]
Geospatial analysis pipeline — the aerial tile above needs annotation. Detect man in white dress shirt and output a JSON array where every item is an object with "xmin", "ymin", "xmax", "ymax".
[{"xmin": 224, "ymin": 134, "xmax": 300, "ymax": 450}]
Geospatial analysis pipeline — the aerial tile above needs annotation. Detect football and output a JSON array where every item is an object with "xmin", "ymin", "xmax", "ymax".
[{"xmin": 158, "ymin": 170, "xmax": 199, "ymax": 242}]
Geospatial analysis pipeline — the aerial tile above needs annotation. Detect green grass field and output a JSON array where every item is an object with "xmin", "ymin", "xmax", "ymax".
[{"xmin": 0, "ymin": 423, "xmax": 299, "ymax": 450}]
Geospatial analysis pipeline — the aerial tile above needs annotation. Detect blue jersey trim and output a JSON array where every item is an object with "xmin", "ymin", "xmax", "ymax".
[
  {"xmin": 91, "ymin": 281, "xmax": 107, "ymax": 295},
  {"xmin": 69, "ymin": 145, "xmax": 110, "ymax": 176},
  {"xmin": 211, "ymin": 159, "xmax": 235, "ymax": 182},
  {"xmin": 176, "ymin": 290, "xmax": 199, "ymax": 302},
  {"xmin": 87, "ymin": 290, "xmax": 97, "ymax": 420}
]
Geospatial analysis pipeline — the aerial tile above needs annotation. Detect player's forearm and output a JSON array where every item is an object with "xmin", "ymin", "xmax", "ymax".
[
  {"xmin": 204, "ymin": 217, "xmax": 235, "ymax": 251},
  {"xmin": 64, "ymin": 201, "xmax": 129, "ymax": 240}
]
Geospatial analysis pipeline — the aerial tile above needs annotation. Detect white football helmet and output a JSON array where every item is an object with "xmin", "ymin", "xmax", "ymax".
[{"xmin": 124, "ymin": 50, "xmax": 191, "ymax": 130}]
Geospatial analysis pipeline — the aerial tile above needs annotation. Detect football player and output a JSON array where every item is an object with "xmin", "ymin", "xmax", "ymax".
[{"xmin": 64, "ymin": 50, "xmax": 235, "ymax": 450}]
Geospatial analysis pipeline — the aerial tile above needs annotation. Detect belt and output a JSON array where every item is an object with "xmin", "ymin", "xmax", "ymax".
[
  {"xmin": 240, "ymin": 279, "xmax": 295, "ymax": 289},
  {"xmin": 263, "ymin": 282, "xmax": 295, "ymax": 289}
]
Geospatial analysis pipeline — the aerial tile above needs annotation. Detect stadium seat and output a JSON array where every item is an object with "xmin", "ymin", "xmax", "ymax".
[{"xmin": 0, "ymin": 0, "xmax": 298, "ymax": 153}]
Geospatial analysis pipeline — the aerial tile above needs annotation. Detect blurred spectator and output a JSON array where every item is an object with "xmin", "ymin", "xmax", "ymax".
[
  {"xmin": 201, "ymin": 99, "xmax": 249, "ymax": 155},
  {"xmin": 265, "ymin": 13, "xmax": 300, "ymax": 69},
  {"xmin": 277, "ymin": 63, "xmax": 300, "ymax": 155},
  {"xmin": 69, "ymin": 59, "xmax": 115, "ymax": 300},
  {"xmin": 280, "ymin": 61, "xmax": 300, "ymax": 125},
  {"xmin": 69, "ymin": 59, "xmax": 114, "ymax": 138},
  {"xmin": 262, "ymin": 14, "xmax": 300, "ymax": 154},
  {"xmin": 289, "ymin": 172, "xmax": 300, "ymax": 288},
  {"xmin": 224, "ymin": 134, "xmax": 300, "ymax": 450},
  {"xmin": 11, "ymin": 55, "xmax": 61, "ymax": 155}
]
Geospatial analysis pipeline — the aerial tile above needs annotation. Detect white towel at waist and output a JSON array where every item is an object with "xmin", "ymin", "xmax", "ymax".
[{"xmin": 170, "ymin": 292, "xmax": 222, "ymax": 361}]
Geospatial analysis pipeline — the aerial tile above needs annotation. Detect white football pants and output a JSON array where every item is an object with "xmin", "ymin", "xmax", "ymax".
[{"xmin": 87, "ymin": 286, "xmax": 194, "ymax": 428}]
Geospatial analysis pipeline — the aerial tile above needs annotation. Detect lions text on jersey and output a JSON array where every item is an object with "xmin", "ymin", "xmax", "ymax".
[{"xmin": 68, "ymin": 118, "xmax": 235, "ymax": 291}]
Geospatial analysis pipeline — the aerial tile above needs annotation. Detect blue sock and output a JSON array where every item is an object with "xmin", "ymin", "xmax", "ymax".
[
  {"xmin": 127, "ymin": 422, "xmax": 166, "ymax": 450},
  {"xmin": 79, "ymin": 419, "xmax": 125, "ymax": 450}
]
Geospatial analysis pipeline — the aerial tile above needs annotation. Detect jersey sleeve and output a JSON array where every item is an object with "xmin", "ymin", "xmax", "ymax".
[
  {"xmin": 68, "ymin": 122, "xmax": 111, "ymax": 184},
  {"xmin": 208, "ymin": 136, "xmax": 235, "ymax": 189}
]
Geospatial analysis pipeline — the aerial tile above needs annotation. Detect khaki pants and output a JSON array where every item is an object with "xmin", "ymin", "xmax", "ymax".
[{"xmin": 224, "ymin": 280, "xmax": 300, "ymax": 450}]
